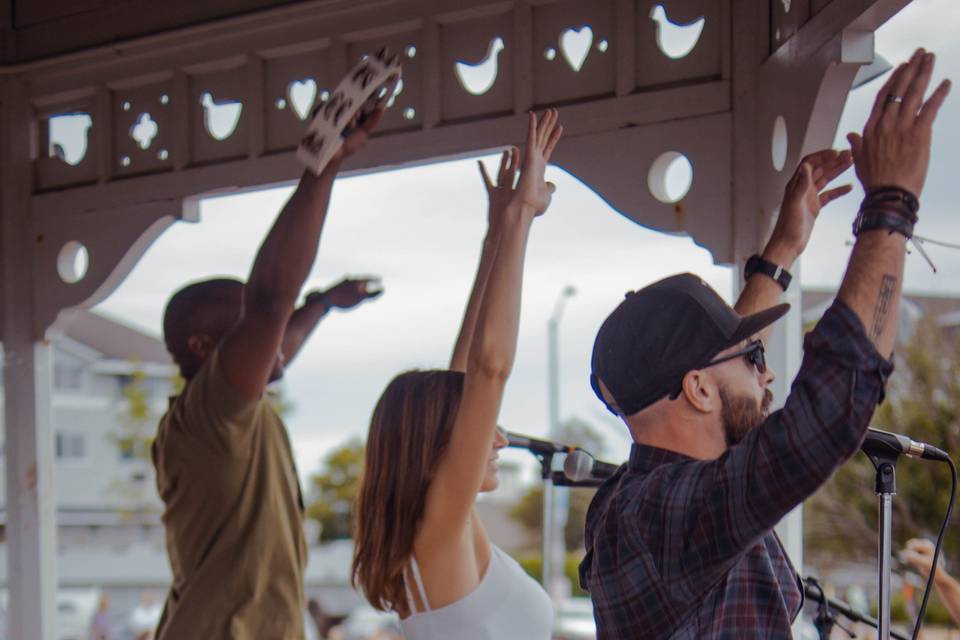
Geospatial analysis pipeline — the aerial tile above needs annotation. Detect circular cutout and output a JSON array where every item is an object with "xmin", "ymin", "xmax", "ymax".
[
  {"xmin": 159, "ymin": 94, "xmax": 170, "ymax": 105},
  {"xmin": 648, "ymin": 151, "xmax": 693, "ymax": 203},
  {"xmin": 403, "ymin": 107, "xmax": 416, "ymax": 120},
  {"xmin": 157, "ymin": 149, "xmax": 169, "ymax": 161},
  {"xmin": 545, "ymin": 47, "xmax": 557, "ymax": 60},
  {"xmin": 406, "ymin": 45, "xmax": 417, "ymax": 58},
  {"xmin": 57, "ymin": 241, "xmax": 89, "ymax": 284},
  {"xmin": 598, "ymin": 39, "xmax": 609, "ymax": 52},
  {"xmin": 276, "ymin": 98, "xmax": 287, "ymax": 109},
  {"xmin": 120, "ymin": 156, "xmax": 131, "ymax": 167},
  {"xmin": 771, "ymin": 115, "xmax": 788, "ymax": 172},
  {"xmin": 121, "ymin": 101, "xmax": 131, "ymax": 111}
]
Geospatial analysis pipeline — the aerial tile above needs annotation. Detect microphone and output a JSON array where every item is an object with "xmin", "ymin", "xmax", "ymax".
[
  {"xmin": 563, "ymin": 449, "xmax": 620, "ymax": 482},
  {"xmin": 862, "ymin": 427, "xmax": 950, "ymax": 462},
  {"xmin": 505, "ymin": 432, "xmax": 575, "ymax": 456}
]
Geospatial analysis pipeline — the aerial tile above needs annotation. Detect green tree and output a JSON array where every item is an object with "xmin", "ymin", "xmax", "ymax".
[
  {"xmin": 107, "ymin": 368, "xmax": 160, "ymax": 512},
  {"xmin": 805, "ymin": 317, "xmax": 960, "ymax": 569},
  {"xmin": 305, "ymin": 438, "xmax": 365, "ymax": 543},
  {"xmin": 508, "ymin": 416, "xmax": 609, "ymax": 551}
]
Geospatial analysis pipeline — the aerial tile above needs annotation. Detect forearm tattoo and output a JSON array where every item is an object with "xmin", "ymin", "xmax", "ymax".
[{"xmin": 870, "ymin": 274, "xmax": 897, "ymax": 341}]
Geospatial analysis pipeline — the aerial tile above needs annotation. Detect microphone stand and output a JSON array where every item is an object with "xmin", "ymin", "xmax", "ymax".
[
  {"xmin": 862, "ymin": 446, "xmax": 900, "ymax": 640},
  {"xmin": 803, "ymin": 577, "xmax": 910, "ymax": 640}
]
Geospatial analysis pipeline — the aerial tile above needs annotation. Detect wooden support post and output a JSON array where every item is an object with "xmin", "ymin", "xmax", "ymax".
[{"xmin": 0, "ymin": 76, "xmax": 59, "ymax": 640}]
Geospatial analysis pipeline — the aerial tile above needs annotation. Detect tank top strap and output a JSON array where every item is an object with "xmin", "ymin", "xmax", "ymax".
[{"xmin": 407, "ymin": 554, "xmax": 431, "ymax": 613}]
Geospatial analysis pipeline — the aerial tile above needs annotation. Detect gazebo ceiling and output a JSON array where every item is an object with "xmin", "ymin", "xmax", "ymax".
[
  {"xmin": 0, "ymin": 0, "xmax": 906, "ymax": 340},
  {"xmin": 0, "ymin": 2, "xmax": 917, "ymax": 639},
  {"xmin": 2, "ymin": 0, "xmax": 311, "ymax": 63}
]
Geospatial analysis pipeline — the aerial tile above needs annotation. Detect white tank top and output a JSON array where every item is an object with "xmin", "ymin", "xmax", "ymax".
[{"xmin": 399, "ymin": 544, "xmax": 554, "ymax": 639}]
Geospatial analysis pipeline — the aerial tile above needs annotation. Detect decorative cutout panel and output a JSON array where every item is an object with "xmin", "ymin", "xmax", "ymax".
[
  {"xmin": 189, "ymin": 65, "xmax": 247, "ymax": 164},
  {"xmin": 264, "ymin": 45, "xmax": 333, "ymax": 153},
  {"xmin": 554, "ymin": 112, "xmax": 732, "ymax": 255},
  {"xmin": 533, "ymin": 0, "xmax": 616, "ymax": 106},
  {"xmin": 35, "ymin": 106, "xmax": 98, "ymax": 190},
  {"xmin": 113, "ymin": 81, "xmax": 174, "ymax": 177},
  {"xmin": 440, "ymin": 11, "xmax": 514, "ymax": 121},
  {"xmin": 636, "ymin": 0, "xmax": 721, "ymax": 89}
]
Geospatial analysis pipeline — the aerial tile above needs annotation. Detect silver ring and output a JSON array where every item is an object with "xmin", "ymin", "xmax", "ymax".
[{"xmin": 885, "ymin": 94, "xmax": 904, "ymax": 105}]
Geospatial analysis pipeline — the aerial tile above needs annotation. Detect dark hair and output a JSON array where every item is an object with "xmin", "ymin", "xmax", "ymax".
[
  {"xmin": 352, "ymin": 369, "xmax": 465, "ymax": 615},
  {"xmin": 162, "ymin": 278, "xmax": 244, "ymax": 378}
]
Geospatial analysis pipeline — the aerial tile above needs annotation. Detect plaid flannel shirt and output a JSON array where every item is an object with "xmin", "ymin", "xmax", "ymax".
[{"xmin": 580, "ymin": 300, "xmax": 893, "ymax": 639}]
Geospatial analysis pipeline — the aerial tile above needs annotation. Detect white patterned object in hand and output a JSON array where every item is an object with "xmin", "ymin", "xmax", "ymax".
[{"xmin": 296, "ymin": 48, "xmax": 402, "ymax": 175}]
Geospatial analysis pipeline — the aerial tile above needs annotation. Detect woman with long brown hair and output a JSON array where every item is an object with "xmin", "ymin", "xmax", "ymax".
[{"xmin": 352, "ymin": 109, "xmax": 563, "ymax": 638}]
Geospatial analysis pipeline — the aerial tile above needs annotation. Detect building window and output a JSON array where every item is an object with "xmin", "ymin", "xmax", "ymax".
[
  {"xmin": 55, "ymin": 432, "xmax": 86, "ymax": 460},
  {"xmin": 54, "ymin": 360, "xmax": 84, "ymax": 390}
]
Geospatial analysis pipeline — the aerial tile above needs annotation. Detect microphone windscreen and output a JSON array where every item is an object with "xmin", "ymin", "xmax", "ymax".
[{"xmin": 564, "ymin": 450, "xmax": 594, "ymax": 483}]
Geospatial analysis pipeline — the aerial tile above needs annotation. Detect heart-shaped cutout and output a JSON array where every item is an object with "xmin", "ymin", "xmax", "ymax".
[
  {"xmin": 560, "ymin": 26, "xmax": 593, "ymax": 73},
  {"xmin": 288, "ymin": 79, "xmax": 318, "ymax": 121}
]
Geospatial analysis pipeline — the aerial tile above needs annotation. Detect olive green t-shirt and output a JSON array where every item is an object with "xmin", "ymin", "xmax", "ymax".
[{"xmin": 151, "ymin": 350, "xmax": 307, "ymax": 639}]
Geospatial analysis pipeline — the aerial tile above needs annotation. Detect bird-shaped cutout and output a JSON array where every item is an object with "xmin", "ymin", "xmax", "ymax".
[
  {"xmin": 455, "ymin": 36, "xmax": 505, "ymax": 96},
  {"xmin": 47, "ymin": 113, "xmax": 92, "ymax": 166},
  {"xmin": 650, "ymin": 5, "xmax": 705, "ymax": 60},
  {"xmin": 200, "ymin": 92, "xmax": 243, "ymax": 141}
]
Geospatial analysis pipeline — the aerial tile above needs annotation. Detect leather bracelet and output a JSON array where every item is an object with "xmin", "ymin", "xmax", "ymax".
[
  {"xmin": 852, "ymin": 210, "xmax": 914, "ymax": 239},
  {"xmin": 744, "ymin": 254, "xmax": 792, "ymax": 291},
  {"xmin": 865, "ymin": 186, "xmax": 919, "ymax": 216}
]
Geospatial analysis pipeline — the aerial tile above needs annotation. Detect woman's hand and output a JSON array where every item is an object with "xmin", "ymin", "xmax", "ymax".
[
  {"xmin": 478, "ymin": 147, "xmax": 520, "ymax": 232},
  {"xmin": 511, "ymin": 109, "xmax": 563, "ymax": 216}
]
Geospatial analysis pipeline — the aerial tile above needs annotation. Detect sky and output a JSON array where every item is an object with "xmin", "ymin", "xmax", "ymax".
[{"xmin": 94, "ymin": 0, "xmax": 960, "ymax": 484}]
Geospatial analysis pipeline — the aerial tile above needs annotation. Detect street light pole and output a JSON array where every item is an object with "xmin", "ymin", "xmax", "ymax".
[{"xmin": 542, "ymin": 285, "xmax": 576, "ymax": 599}]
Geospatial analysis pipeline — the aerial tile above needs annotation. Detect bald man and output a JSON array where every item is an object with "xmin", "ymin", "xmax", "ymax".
[{"xmin": 151, "ymin": 109, "xmax": 384, "ymax": 639}]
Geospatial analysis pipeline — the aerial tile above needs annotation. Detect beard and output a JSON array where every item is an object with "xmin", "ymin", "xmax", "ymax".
[{"xmin": 718, "ymin": 385, "xmax": 773, "ymax": 447}]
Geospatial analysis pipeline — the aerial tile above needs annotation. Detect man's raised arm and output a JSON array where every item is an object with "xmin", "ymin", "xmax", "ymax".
[
  {"xmin": 839, "ymin": 49, "xmax": 949, "ymax": 358},
  {"xmin": 734, "ymin": 149, "xmax": 852, "ymax": 334},
  {"xmin": 220, "ymin": 109, "xmax": 384, "ymax": 398}
]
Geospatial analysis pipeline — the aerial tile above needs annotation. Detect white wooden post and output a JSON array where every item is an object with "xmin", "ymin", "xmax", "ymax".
[{"xmin": 1, "ymin": 76, "xmax": 59, "ymax": 640}]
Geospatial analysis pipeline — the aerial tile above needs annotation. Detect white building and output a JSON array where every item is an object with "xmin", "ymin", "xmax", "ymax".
[
  {"xmin": 0, "ymin": 311, "xmax": 174, "ymax": 638},
  {"xmin": 0, "ymin": 312, "xmax": 374, "ymax": 638}
]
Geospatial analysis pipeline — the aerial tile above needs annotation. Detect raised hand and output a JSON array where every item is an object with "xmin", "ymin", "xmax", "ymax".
[
  {"xmin": 478, "ymin": 147, "xmax": 521, "ymax": 229},
  {"xmin": 311, "ymin": 277, "xmax": 383, "ymax": 310},
  {"xmin": 900, "ymin": 538, "xmax": 943, "ymax": 577},
  {"xmin": 511, "ymin": 109, "xmax": 563, "ymax": 216},
  {"xmin": 767, "ymin": 149, "xmax": 853, "ymax": 262},
  {"xmin": 847, "ymin": 48, "xmax": 951, "ymax": 197},
  {"xmin": 332, "ymin": 107, "xmax": 385, "ymax": 163}
]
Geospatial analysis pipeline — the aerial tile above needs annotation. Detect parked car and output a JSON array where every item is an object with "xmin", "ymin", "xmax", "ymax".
[
  {"xmin": 553, "ymin": 597, "xmax": 596, "ymax": 640},
  {"xmin": 341, "ymin": 604, "xmax": 402, "ymax": 640}
]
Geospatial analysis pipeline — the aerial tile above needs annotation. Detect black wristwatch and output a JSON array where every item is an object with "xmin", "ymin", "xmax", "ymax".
[{"xmin": 744, "ymin": 254, "xmax": 792, "ymax": 291}]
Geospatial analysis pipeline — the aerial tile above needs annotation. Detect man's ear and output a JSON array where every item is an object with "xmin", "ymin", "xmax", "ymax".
[
  {"xmin": 679, "ymin": 370, "xmax": 718, "ymax": 414},
  {"xmin": 186, "ymin": 335, "xmax": 217, "ymax": 361}
]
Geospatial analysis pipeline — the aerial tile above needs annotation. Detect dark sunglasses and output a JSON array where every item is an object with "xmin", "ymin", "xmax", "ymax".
[{"xmin": 704, "ymin": 339, "xmax": 767, "ymax": 374}]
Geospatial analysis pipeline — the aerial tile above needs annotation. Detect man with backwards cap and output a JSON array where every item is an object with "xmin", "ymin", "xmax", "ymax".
[{"xmin": 580, "ymin": 49, "xmax": 951, "ymax": 639}]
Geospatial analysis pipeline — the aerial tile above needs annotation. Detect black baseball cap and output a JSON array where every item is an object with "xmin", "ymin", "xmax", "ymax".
[{"xmin": 590, "ymin": 273, "xmax": 788, "ymax": 416}]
